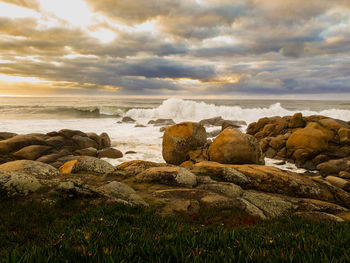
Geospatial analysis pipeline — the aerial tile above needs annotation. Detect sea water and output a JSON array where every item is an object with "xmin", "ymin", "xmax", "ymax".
[{"xmin": 1, "ymin": 97, "xmax": 350, "ymax": 171}]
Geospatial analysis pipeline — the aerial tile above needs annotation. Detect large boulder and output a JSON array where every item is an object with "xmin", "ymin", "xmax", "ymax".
[
  {"xmin": 0, "ymin": 134, "xmax": 47, "ymax": 154},
  {"xmin": 286, "ymin": 122, "xmax": 334, "ymax": 161},
  {"xmin": 99, "ymin": 132, "xmax": 111, "ymax": 148},
  {"xmin": 12, "ymin": 145, "xmax": 52, "ymax": 160},
  {"xmin": 59, "ymin": 156, "xmax": 115, "ymax": 175},
  {"xmin": 0, "ymin": 160, "xmax": 60, "ymax": 179},
  {"xmin": 72, "ymin": 135, "xmax": 98, "ymax": 149},
  {"xmin": 162, "ymin": 122, "xmax": 207, "ymax": 165},
  {"xmin": 208, "ymin": 129, "xmax": 264, "ymax": 165},
  {"xmin": 0, "ymin": 132, "xmax": 17, "ymax": 140},
  {"xmin": 0, "ymin": 171, "xmax": 42, "ymax": 195}
]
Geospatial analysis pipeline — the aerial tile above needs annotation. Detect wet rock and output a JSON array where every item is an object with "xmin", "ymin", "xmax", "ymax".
[
  {"xmin": 116, "ymin": 160, "xmax": 167, "ymax": 177},
  {"xmin": 0, "ymin": 160, "xmax": 60, "ymax": 179},
  {"xmin": 99, "ymin": 132, "xmax": 111, "ymax": 148},
  {"xmin": 135, "ymin": 124, "xmax": 146, "ymax": 128},
  {"xmin": 86, "ymin": 132, "xmax": 102, "ymax": 146},
  {"xmin": 13, "ymin": 145, "xmax": 52, "ymax": 160},
  {"xmin": 199, "ymin": 116, "xmax": 224, "ymax": 126},
  {"xmin": 59, "ymin": 129, "xmax": 87, "ymax": 138},
  {"xmin": 317, "ymin": 158, "xmax": 350, "ymax": 176},
  {"xmin": 59, "ymin": 156, "xmax": 115, "ymax": 175},
  {"xmin": 36, "ymin": 153, "xmax": 63, "ymax": 164},
  {"xmin": 208, "ymin": 129, "xmax": 264, "ymax": 165},
  {"xmin": 121, "ymin": 116, "xmax": 136, "ymax": 123},
  {"xmin": 206, "ymin": 129, "xmax": 221, "ymax": 138},
  {"xmin": 221, "ymin": 120, "xmax": 246, "ymax": 131},
  {"xmin": 162, "ymin": 122, "xmax": 207, "ymax": 165},
  {"xmin": 125, "ymin": 151, "xmax": 137, "ymax": 155},
  {"xmin": 45, "ymin": 136, "xmax": 66, "ymax": 149},
  {"xmin": 136, "ymin": 167, "xmax": 197, "ymax": 187},
  {"xmin": 98, "ymin": 148, "xmax": 123, "ymax": 159},
  {"xmin": 148, "ymin": 119, "xmax": 175, "ymax": 126}
]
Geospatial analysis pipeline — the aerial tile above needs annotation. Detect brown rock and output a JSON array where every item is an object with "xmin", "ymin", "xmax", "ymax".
[
  {"xmin": 59, "ymin": 160, "xmax": 78, "ymax": 174},
  {"xmin": 36, "ymin": 153, "xmax": 63, "ymax": 164},
  {"xmin": 289, "ymin": 113, "xmax": 305, "ymax": 128},
  {"xmin": 121, "ymin": 116, "xmax": 135, "ymax": 123},
  {"xmin": 339, "ymin": 171, "xmax": 350, "ymax": 179},
  {"xmin": 99, "ymin": 133, "xmax": 111, "ymax": 148},
  {"xmin": 338, "ymin": 128, "xmax": 350, "ymax": 144},
  {"xmin": 136, "ymin": 167, "xmax": 197, "ymax": 187},
  {"xmin": 0, "ymin": 132, "xmax": 17, "ymax": 140},
  {"xmin": 58, "ymin": 129, "xmax": 87, "ymax": 138},
  {"xmin": 45, "ymin": 136, "xmax": 66, "ymax": 149},
  {"xmin": 0, "ymin": 134, "xmax": 47, "ymax": 154},
  {"xmin": 269, "ymin": 135, "xmax": 286, "ymax": 150},
  {"xmin": 12, "ymin": 145, "xmax": 52, "ymax": 160},
  {"xmin": 162, "ymin": 122, "xmax": 207, "ymax": 165},
  {"xmin": 317, "ymin": 158, "xmax": 350, "ymax": 176},
  {"xmin": 98, "ymin": 148, "xmax": 123, "ymax": 159},
  {"xmin": 325, "ymin": 176, "xmax": 350, "ymax": 191},
  {"xmin": 59, "ymin": 156, "xmax": 115, "ymax": 175},
  {"xmin": 74, "ymin": 147, "xmax": 98, "ymax": 157},
  {"xmin": 72, "ymin": 135, "xmax": 98, "ymax": 150},
  {"xmin": 295, "ymin": 212, "xmax": 344, "ymax": 222},
  {"xmin": 86, "ymin": 132, "xmax": 102, "ymax": 146},
  {"xmin": 208, "ymin": 129, "xmax": 264, "ymax": 165},
  {"xmin": 286, "ymin": 122, "xmax": 334, "ymax": 160},
  {"xmin": 221, "ymin": 120, "xmax": 246, "ymax": 131},
  {"xmin": 318, "ymin": 118, "xmax": 350, "ymax": 131},
  {"xmin": 148, "ymin": 119, "xmax": 175, "ymax": 126},
  {"xmin": 116, "ymin": 160, "xmax": 168, "ymax": 177}
]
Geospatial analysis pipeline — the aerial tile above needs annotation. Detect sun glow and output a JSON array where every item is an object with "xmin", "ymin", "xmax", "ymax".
[
  {"xmin": 0, "ymin": 2, "xmax": 40, "ymax": 18},
  {"xmin": 0, "ymin": 74, "xmax": 46, "ymax": 83},
  {"xmin": 89, "ymin": 29, "xmax": 116, "ymax": 43}
]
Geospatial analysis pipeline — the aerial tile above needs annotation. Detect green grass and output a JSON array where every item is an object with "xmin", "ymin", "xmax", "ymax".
[{"xmin": 0, "ymin": 199, "xmax": 350, "ymax": 262}]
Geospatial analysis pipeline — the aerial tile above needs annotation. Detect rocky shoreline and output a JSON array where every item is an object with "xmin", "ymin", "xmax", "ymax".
[{"xmin": 1, "ymin": 115, "xmax": 350, "ymax": 223}]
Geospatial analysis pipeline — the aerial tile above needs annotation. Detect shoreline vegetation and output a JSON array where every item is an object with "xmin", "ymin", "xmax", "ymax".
[{"xmin": 1, "ymin": 113, "xmax": 350, "ymax": 261}]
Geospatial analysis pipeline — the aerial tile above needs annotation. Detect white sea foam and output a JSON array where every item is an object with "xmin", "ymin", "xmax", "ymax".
[{"xmin": 126, "ymin": 98, "xmax": 350, "ymax": 124}]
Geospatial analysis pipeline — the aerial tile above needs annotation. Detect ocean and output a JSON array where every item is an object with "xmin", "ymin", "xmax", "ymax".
[{"xmin": 1, "ymin": 97, "xmax": 350, "ymax": 169}]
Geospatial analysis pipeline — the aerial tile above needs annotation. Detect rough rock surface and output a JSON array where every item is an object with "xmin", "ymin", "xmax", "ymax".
[
  {"xmin": 0, "ymin": 171, "xmax": 41, "ymax": 195},
  {"xmin": 162, "ymin": 122, "xmax": 207, "ymax": 165},
  {"xmin": 208, "ymin": 129, "xmax": 265, "ymax": 165},
  {"xmin": 0, "ymin": 160, "xmax": 61, "ymax": 179},
  {"xmin": 59, "ymin": 156, "xmax": 115, "ymax": 175}
]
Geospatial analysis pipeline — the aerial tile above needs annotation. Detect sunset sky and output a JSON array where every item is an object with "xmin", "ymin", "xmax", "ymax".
[{"xmin": 0, "ymin": 0, "xmax": 349, "ymax": 98}]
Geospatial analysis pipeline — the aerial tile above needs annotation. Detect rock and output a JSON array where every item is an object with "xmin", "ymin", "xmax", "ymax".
[
  {"xmin": 0, "ymin": 132, "xmax": 17, "ymax": 140},
  {"xmin": 197, "ymin": 182, "xmax": 243, "ymax": 199},
  {"xmin": 116, "ymin": 160, "xmax": 167, "ymax": 177},
  {"xmin": 208, "ymin": 129, "xmax": 264, "ymax": 165},
  {"xmin": 325, "ymin": 176, "xmax": 350, "ymax": 191},
  {"xmin": 294, "ymin": 212, "xmax": 344, "ymax": 222},
  {"xmin": 148, "ymin": 119, "xmax": 175, "ymax": 126},
  {"xmin": 296, "ymin": 199, "xmax": 348, "ymax": 214},
  {"xmin": 237, "ymin": 198, "xmax": 266, "ymax": 219},
  {"xmin": 289, "ymin": 113, "xmax": 305, "ymax": 128},
  {"xmin": 125, "ymin": 151, "xmax": 137, "ymax": 155},
  {"xmin": 97, "ymin": 181, "xmax": 147, "ymax": 206},
  {"xmin": 339, "ymin": 171, "xmax": 350, "ymax": 179},
  {"xmin": 121, "ymin": 116, "xmax": 136, "ymax": 123},
  {"xmin": 222, "ymin": 120, "xmax": 246, "ymax": 131},
  {"xmin": 58, "ymin": 129, "xmax": 87, "ymax": 138},
  {"xmin": 50, "ymin": 155, "xmax": 80, "ymax": 169},
  {"xmin": 36, "ymin": 153, "xmax": 63, "ymax": 164},
  {"xmin": 59, "ymin": 156, "xmax": 115, "ymax": 175},
  {"xmin": 242, "ymin": 191, "xmax": 295, "ymax": 217},
  {"xmin": 72, "ymin": 135, "xmax": 98, "ymax": 150},
  {"xmin": 199, "ymin": 116, "xmax": 224, "ymax": 126},
  {"xmin": 286, "ymin": 122, "xmax": 334, "ymax": 160},
  {"xmin": 0, "ymin": 134, "xmax": 47, "ymax": 154},
  {"xmin": 0, "ymin": 171, "xmax": 41, "ymax": 195},
  {"xmin": 135, "ymin": 124, "xmax": 146, "ymax": 128},
  {"xmin": 191, "ymin": 161, "xmax": 250, "ymax": 185},
  {"xmin": 86, "ymin": 132, "xmax": 102, "ymax": 146},
  {"xmin": 12, "ymin": 145, "xmax": 52, "ymax": 160},
  {"xmin": 206, "ymin": 129, "xmax": 221, "ymax": 138},
  {"xmin": 318, "ymin": 118, "xmax": 350, "ymax": 131},
  {"xmin": 98, "ymin": 148, "xmax": 123, "ymax": 159},
  {"xmin": 136, "ymin": 167, "xmax": 197, "ymax": 187},
  {"xmin": 99, "ymin": 133, "xmax": 111, "ymax": 148},
  {"xmin": 0, "ymin": 160, "xmax": 60, "ymax": 179},
  {"xmin": 74, "ymin": 147, "xmax": 98, "ymax": 157},
  {"xmin": 162, "ymin": 122, "xmax": 207, "ymax": 165},
  {"xmin": 338, "ymin": 128, "xmax": 350, "ymax": 144},
  {"xmin": 159, "ymin": 127, "xmax": 167, "ymax": 132},
  {"xmin": 56, "ymin": 181, "xmax": 96, "ymax": 197},
  {"xmin": 269, "ymin": 135, "xmax": 286, "ymax": 150},
  {"xmin": 336, "ymin": 212, "xmax": 350, "ymax": 221},
  {"xmin": 317, "ymin": 158, "xmax": 350, "ymax": 176},
  {"xmin": 45, "ymin": 136, "xmax": 66, "ymax": 149},
  {"xmin": 200, "ymin": 194, "xmax": 239, "ymax": 208}
]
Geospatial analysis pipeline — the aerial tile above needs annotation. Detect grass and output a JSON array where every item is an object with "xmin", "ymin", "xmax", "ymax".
[{"xmin": 0, "ymin": 199, "xmax": 350, "ymax": 262}]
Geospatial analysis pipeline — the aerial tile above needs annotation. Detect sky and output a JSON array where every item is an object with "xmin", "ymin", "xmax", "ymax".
[{"xmin": 0, "ymin": 0, "xmax": 349, "ymax": 98}]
